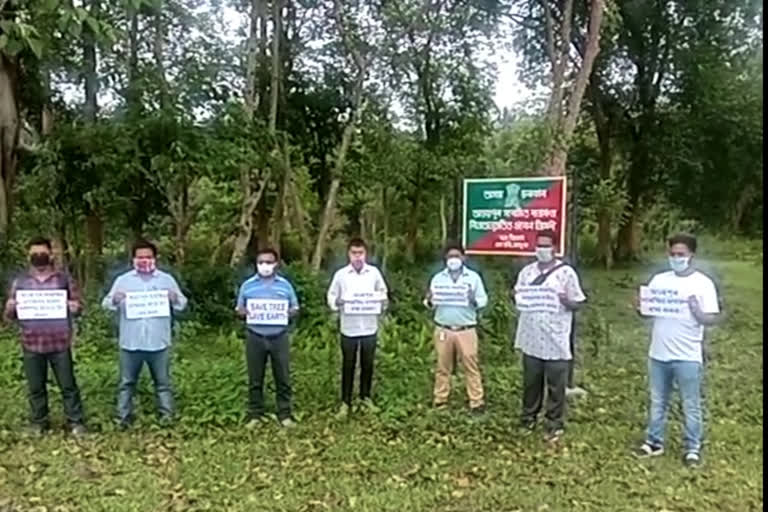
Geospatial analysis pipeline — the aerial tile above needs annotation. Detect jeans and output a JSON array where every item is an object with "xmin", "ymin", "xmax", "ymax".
[
  {"xmin": 245, "ymin": 331, "xmax": 292, "ymax": 420},
  {"xmin": 23, "ymin": 349, "xmax": 85, "ymax": 427},
  {"xmin": 117, "ymin": 348, "xmax": 173, "ymax": 422},
  {"xmin": 646, "ymin": 358, "xmax": 703, "ymax": 454},
  {"xmin": 340, "ymin": 334, "xmax": 377, "ymax": 405},
  {"xmin": 521, "ymin": 354, "xmax": 569, "ymax": 431}
]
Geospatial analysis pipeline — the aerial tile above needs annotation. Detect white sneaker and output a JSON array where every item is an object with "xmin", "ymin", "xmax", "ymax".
[{"xmin": 566, "ymin": 386, "xmax": 588, "ymax": 398}]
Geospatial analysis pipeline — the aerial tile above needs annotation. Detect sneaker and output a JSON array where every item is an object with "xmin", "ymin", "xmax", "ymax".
[
  {"xmin": 566, "ymin": 386, "xmax": 588, "ymax": 398},
  {"xmin": 683, "ymin": 452, "xmax": 701, "ymax": 467},
  {"xmin": 25, "ymin": 423, "xmax": 48, "ymax": 437},
  {"xmin": 335, "ymin": 403, "xmax": 350, "ymax": 420},
  {"xmin": 545, "ymin": 429, "xmax": 564, "ymax": 443},
  {"xmin": 245, "ymin": 416, "xmax": 268, "ymax": 429},
  {"xmin": 280, "ymin": 417, "xmax": 297, "ymax": 428},
  {"xmin": 70, "ymin": 424, "xmax": 88, "ymax": 438},
  {"xmin": 433, "ymin": 402, "xmax": 448, "ymax": 410},
  {"xmin": 360, "ymin": 398, "xmax": 380, "ymax": 414},
  {"xmin": 635, "ymin": 442, "xmax": 664, "ymax": 458},
  {"xmin": 521, "ymin": 420, "xmax": 537, "ymax": 433}
]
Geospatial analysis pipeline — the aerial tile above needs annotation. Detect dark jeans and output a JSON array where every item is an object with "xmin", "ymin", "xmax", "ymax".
[
  {"xmin": 521, "ymin": 354, "xmax": 569, "ymax": 432},
  {"xmin": 23, "ymin": 349, "xmax": 85, "ymax": 427},
  {"xmin": 245, "ymin": 331, "xmax": 292, "ymax": 420},
  {"xmin": 340, "ymin": 334, "xmax": 377, "ymax": 405},
  {"xmin": 117, "ymin": 348, "xmax": 173, "ymax": 422}
]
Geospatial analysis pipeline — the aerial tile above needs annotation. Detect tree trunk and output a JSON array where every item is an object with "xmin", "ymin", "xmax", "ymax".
[
  {"xmin": 126, "ymin": 4, "xmax": 140, "ymax": 113},
  {"xmin": 230, "ymin": 171, "xmax": 271, "ymax": 267},
  {"xmin": 153, "ymin": 8, "xmax": 168, "ymax": 110},
  {"xmin": 244, "ymin": 0, "xmax": 261, "ymax": 116},
  {"xmin": 0, "ymin": 54, "xmax": 19, "ymax": 246},
  {"xmin": 439, "ymin": 194, "xmax": 447, "ymax": 246},
  {"xmin": 83, "ymin": 0, "xmax": 99, "ymax": 121},
  {"xmin": 84, "ymin": 209, "xmax": 104, "ymax": 288},
  {"xmin": 312, "ymin": 177, "xmax": 341, "ymax": 269},
  {"xmin": 268, "ymin": 0, "xmax": 282, "ymax": 133}
]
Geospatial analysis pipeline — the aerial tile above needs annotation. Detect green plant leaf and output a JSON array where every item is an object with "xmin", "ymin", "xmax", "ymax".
[{"xmin": 27, "ymin": 38, "xmax": 44, "ymax": 59}]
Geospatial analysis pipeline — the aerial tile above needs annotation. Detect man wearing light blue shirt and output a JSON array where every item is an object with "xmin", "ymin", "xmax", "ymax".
[
  {"xmin": 102, "ymin": 240, "xmax": 187, "ymax": 428},
  {"xmin": 236, "ymin": 248, "xmax": 299, "ymax": 427},
  {"xmin": 425, "ymin": 243, "xmax": 488, "ymax": 416}
]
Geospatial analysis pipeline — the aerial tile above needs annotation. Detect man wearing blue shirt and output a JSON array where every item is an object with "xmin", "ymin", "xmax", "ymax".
[
  {"xmin": 425, "ymin": 243, "xmax": 488, "ymax": 416},
  {"xmin": 102, "ymin": 240, "xmax": 188, "ymax": 429},
  {"xmin": 236, "ymin": 248, "xmax": 300, "ymax": 427}
]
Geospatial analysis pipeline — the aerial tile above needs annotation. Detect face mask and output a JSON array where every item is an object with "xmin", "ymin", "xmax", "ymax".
[
  {"xmin": 134, "ymin": 258, "xmax": 156, "ymax": 274},
  {"xmin": 257, "ymin": 262, "xmax": 276, "ymax": 277},
  {"xmin": 446, "ymin": 257, "xmax": 463, "ymax": 272},
  {"xmin": 535, "ymin": 247, "xmax": 554, "ymax": 263},
  {"xmin": 669, "ymin": 256, "xmax": 690, "ymax": 273},
  {"xmin": 349, "ymin": 255, "xmax": 365, "ymax": 270},
  {"xmin": 30, "ymin": 253, "xmax": 51, "ymax": 268}
]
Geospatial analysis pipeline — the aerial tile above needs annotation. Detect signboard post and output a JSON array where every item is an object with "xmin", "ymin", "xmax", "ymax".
[{"xmin": 462, "ymin": 177, "xmax": 567, "ymax": 256}]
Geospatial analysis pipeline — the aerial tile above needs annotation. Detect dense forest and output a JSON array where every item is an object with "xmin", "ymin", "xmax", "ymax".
[{"xmin": 0, "ymin": 0, "xmax": 762, "ymax": 288}]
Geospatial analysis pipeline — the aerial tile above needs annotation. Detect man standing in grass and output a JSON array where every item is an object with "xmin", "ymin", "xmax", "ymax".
[
  {"xmin": 635, "ymin": 233, "xmax": 720, "ymax": 467},
  {"xmin": 3, "ymin": 237, "xmax": 87, "ymax": 437},
  {"xmin": 425, "ymin": 243, "xmax": 488, "ymax": 417},
  {"xmin": 327, "ymin": 238, "xmax": 388, "ymax": 418},
  {"xmin": 102, "ymin": 239, "xmax": 187, "ymax": 429},
  {"xmin": 236, "ymin": 248, "xmax": 300, "ymax": 428},
  {"xmin": 513, "ymin": 230, "xmax": 586, "ymax": 442}
]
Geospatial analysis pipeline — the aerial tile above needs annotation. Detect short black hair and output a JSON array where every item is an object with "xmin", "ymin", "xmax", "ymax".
[
  {"xmin": 536, "ymin": 229, "xmax": 558, "ymax": 245},
  {"xmin": 348, "ymin": 238, "xmax": 367, "ymax": 250},
  {"xmin": 256, "ymin": 247, "xmax": 279, "ymax": 261},
  {"xmin": 132, "ymin": 239, "xmax": 158, "ymax": 257},
  {"xmin": 668, "ymin": 233, "xmax": 697, "ymax": 253},
  {"xmin": 443, "ymin": 241, "xmax": 465, "ymax": 256},
  {"xmin": 28, "ymin": 237, "xmax": 52, "ymax": 250}
]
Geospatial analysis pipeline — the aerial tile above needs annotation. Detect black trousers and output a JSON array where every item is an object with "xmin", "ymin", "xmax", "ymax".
[
  {"xmin": 340, "ymin": 334, "xmax": 377, "ymax": 405},
  {"xmin": 521, "ymin": 354, "xmax": 568, "ymax": 431},
  {"xmin": 22, "ymin": 348, "xmax": 85, "ymax": 427},
  {"xmin": 245, "ymin": 331, "xmax": 292, "ymax": 420}
]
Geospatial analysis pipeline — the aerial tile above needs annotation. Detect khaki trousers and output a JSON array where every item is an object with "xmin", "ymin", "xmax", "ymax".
[{"xmin": 433, "ymin": 327, "xmax": 485, "ymax": 409}]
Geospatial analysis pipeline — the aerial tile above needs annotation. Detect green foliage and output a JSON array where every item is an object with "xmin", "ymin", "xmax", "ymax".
[{"xmin": 0, "ymin": 254, "xmax": 762, "ymax": 511}]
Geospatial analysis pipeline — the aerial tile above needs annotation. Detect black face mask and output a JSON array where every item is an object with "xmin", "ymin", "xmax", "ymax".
[{"xmin": 30, "ymin": 253, "xmax": 51, "ymax": 267}]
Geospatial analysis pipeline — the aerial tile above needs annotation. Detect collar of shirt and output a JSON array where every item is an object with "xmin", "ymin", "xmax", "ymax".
[
  {"xmin": 441, "ymin": 267, "xmax": 470, "ymax": 279},
  {"xmin": 346, "ymin": 263, "xmax": 371, "ymax": 274}
]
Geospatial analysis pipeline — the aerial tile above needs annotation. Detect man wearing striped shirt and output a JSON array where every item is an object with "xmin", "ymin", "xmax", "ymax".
[
  {"xmin": 236, "ymin": 248, "xmax": 299, "ymax": 427},
  {"xmin": 425, "ymin": 243, "xmax": 488, "ymax": 416},
  {"xmin": 327, "ymin": 238, "xmax": 388, "ymax": 418},
  {"xmin": 3, "ymin": 237, "xmax": 86, "ymax": 437},
  {"xmin": 102, "ymin": 240, "xmax": 188, "ymax": 428}
]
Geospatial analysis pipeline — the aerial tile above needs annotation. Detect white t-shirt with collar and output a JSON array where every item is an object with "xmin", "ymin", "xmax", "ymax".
[
  {"xmin": 327, "ymin": 263, "xmax": 388, "ymax": 337},
  {"xmin": 648, "ymin": 270, "xmax": 719, "ymax": 363},
  {"xmin": 513, "ymin": 260, "xmax": 586, "ymax": 361}
]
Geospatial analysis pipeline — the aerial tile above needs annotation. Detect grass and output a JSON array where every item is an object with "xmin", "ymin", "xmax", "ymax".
[{"xmin": 0, "ymin": 250, "xmax": 762, "ymax": 512}]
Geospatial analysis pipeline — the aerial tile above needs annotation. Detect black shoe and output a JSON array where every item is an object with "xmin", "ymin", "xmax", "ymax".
[
  {"xmin": 469, "ymin": 406, "xmax": 486, "ymax": 417},
  {"xmin": 117, "ymin": 418, "xmax": 133, "ymax": 431},
  {"xmin": 634, "ymin": 441, "xmax": 664, "ymax": 458},
  {"xmin": 521, "ymin": 420, "xmax": 537, "ymax": 433},
  {"xmin": 683, "ymin": 452, "xmax": 701, "ymax": 467},
  {"xmin": 25, "ymin": 422, "xmax": 48, "ymax": 437}
]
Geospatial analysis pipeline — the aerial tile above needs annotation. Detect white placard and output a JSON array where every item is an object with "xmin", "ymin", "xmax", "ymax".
[
  {"xmin": 431, "ymin": 283, "xmax": 470, "ymax": 307},
  {"xmin": 514, "ymin": 286, "xmax": 560, "ymax": 313},
  {"xmin": 125, "ymin": 290, "xmax": 170, "ymax": 320},
  {"xmin": 343, "ymin": 292, "xmax": 383, "ymax": 315},
  {"xmin": 639, "ymin": 286, "xmax": 689, "ymax": 319},
  {"xmin": 15, "ymin": 289, "xmax": 68, "ymax": 320},
  {"xmin": 246, "ymin": 298, "xmax": 289, "ymax": 326}
]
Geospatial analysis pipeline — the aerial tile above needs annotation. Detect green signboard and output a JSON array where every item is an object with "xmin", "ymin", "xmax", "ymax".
[{"xmin": 462, "ymin": 177, "xmax": 567, "ymax": 256}]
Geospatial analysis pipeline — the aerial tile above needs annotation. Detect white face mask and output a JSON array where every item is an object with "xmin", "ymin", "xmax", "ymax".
[
  {"xmin": 535, "ymin": 247, "xmax": 554, "ymax": 263},
  {"xmin": 257, "ymin": 262, "xmax": 276, "ymax": 277},
  {"xmin": 446, "ymin": 257, "xmax": 463, "ymax": 272}
]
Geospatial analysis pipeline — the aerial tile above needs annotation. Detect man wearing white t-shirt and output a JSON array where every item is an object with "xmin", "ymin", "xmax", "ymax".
[
  {"xmin": 635, "ymin": 234, "xmax": 721, "ymax": 467},
  {"xmin": 327, "ymin": 238, "xmax": 388, "ymax": 418}
]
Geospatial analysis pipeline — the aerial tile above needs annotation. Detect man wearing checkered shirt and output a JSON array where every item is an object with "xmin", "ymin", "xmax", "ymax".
[{"xmin": 3, "ymin": 237, "xmax": 86, "ymax": 437}]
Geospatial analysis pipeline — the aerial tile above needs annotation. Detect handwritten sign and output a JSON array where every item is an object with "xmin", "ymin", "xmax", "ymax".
[
  {"xmin": 515, "ymin": 286, "xmax": 560, "ymax": 313},
  {"xmin": 125, "ymin": 290, "xmax": 170, "ymax": 320},
  {"xmin": 15, "ymin": 289, "xmax": 68, "ymax": 320},
  {"xmin": 431, "ymin": 283, "xmax": 470, "ymax": 307},
  {"xmin": 639, "ymin": 286, "xmax": 689, "ymax": 319},
  {"xmin": 246, "ymin": 298, "xmax": 289, "ymax": 326},
  {"xmin": 343, "ymin": 292, "xmax": 383, "ymax": 315}
]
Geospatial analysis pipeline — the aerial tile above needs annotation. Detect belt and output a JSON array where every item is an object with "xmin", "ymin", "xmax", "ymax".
[{"xmin": 435, "ymin": 323, "xmax": 475, "ymax": 332}]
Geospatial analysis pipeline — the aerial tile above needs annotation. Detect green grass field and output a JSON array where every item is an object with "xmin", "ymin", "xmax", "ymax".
[{"xmin": 0, "ymin": 249, "xmax": 762, "ymax": 511}]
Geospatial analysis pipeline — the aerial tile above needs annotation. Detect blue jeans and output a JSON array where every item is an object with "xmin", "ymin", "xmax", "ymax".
[
  {"xmin": 646, "ymin": 358, "xmax": 703, "ymax": 453},
  {"xmin": 117, "ymin": 348, "xmax": 173, "ymax": 422}
]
